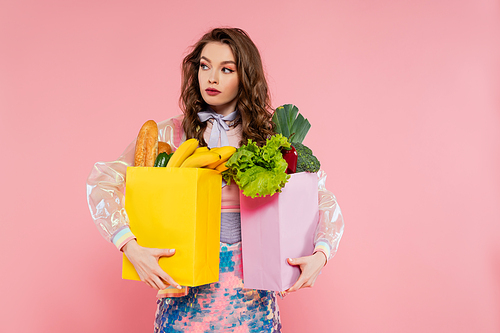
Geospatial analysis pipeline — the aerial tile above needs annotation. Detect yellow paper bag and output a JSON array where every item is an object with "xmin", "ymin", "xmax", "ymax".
[{"xmin": 122, "ymin": 167, "xmax": 222, "ymax": 287}]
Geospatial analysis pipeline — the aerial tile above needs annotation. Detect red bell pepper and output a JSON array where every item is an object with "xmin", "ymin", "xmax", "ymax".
[{"xmin": 282, "ymin": 145, "xmax": 297, "ymax": 174}]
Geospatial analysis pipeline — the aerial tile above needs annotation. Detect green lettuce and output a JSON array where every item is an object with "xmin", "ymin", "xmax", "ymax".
[{"xmin": 222, "ymin": 134, "xmax": 291, "ymax": 198}]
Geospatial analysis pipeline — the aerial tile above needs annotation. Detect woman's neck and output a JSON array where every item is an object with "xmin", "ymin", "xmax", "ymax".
[{"xmin": 208, "ymin": 100, "xmax": 238, "ymax": 117}]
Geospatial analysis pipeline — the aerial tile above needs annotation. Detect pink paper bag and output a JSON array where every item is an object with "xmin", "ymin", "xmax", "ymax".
[{"xmin": 240, "ymin": 172, "xmax": 319, "ymax": 291}]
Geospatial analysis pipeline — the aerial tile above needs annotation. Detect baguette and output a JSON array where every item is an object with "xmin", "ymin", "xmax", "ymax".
[{"xmin": 134, "ymin": 120, "xmax": 158, "ymax": 167}]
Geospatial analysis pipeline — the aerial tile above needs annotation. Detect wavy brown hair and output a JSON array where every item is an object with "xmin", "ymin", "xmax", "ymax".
[{"xmin": 180, "ymin": 27, "xmax": 274, "ymax": 147}]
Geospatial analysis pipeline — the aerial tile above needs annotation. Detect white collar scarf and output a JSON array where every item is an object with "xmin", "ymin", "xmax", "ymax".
[{"xmin": 197, "ymin": 109, "xmax": 239, "ymax": 148}]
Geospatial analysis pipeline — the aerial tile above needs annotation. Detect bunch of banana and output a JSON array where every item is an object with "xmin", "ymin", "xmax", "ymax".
[
  {"xmin": 206, "ymin": 146, "xmax": 237, "ymax": 173},
  {"xmin": 166, "ymin": 138, "xmax": 236, "ymax": 172}
]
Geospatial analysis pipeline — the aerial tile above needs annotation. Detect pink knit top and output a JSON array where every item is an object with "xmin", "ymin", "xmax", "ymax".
[{"xmin": 203, "ymin": 120, "xmax": 242, "ymax": 213}]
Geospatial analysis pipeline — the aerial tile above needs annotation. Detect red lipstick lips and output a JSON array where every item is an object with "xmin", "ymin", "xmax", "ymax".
[{"xmin": 205, "ymin": 88, "xmax": 221, "ymax": 96}]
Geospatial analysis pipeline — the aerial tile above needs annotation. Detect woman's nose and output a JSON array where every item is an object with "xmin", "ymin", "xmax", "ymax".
[{"xmin": 208, "ymin": 71, "xmax": 218, "ymax": 84}]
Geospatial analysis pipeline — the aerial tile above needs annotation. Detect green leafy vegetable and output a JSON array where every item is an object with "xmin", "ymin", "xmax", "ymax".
[
  {"xmin": 272, "ymin": 104, "xmax": 311, "ymax": 144},
  {"xmin": 222, "ymin": 134, "xmax": 291, "ymax": 198}
]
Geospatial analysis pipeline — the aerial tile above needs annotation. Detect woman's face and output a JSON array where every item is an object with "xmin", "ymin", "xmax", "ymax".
[{"xmin": 198, "ymin": 42, "xmax": 239, "ymax": 116}]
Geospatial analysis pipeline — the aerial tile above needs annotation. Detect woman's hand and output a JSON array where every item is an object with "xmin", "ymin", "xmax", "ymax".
[
  {"xmin": 122, "ymin": 240, "xmax": 181, "ymax": 290},
  {"xmin": 284, "ymin": 252, "xmax": 327, "ymax": 295}
]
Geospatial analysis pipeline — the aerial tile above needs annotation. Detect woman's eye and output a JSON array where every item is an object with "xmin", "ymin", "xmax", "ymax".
[
  {"xmin": 200, "ymin": 63, "xmax": 209, "ymax": 70},
  {"xmin": 222, "ymin": 67, "xmax": 234, "ymax": 74}
]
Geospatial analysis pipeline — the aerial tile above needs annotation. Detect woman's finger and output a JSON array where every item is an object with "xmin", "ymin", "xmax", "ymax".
[
  {"xmin": 287, "ymin": 281, "xmax": 303, "ymax": 293},
  {"xmin": 143, "ymin": 277, "xmax": 158, "ymax": 290},
  {"xmin": 152, "ymin": 248, "xmax": 176, "ymax": 259},
  {"xmin": 287, "ymin": 257, "xmax": 306, "ymax": 266},
  {"xmin": 150, "ymin": 275, "xmax": 168, "ymax": 290},
  {"xmin": 158, "ymin": 270, "xmax": 181, "ymax": 289},
  {"xmin": 287, "ymin": 274, "xmax": 307, "ymax": 293}
]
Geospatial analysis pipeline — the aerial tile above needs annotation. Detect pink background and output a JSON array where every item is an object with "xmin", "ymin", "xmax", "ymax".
[{"xmin": 1, "ymin": 1, "xmax": 499, "ymax": 332}]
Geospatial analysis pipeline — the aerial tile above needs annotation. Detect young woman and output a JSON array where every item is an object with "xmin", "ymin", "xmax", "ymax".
[{"xmin": 87, "ymin": 28, "xmax": 344, "ymax": 332}]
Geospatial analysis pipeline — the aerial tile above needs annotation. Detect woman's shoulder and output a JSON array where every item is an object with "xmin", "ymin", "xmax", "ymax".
[
  {"xmin": 158, "ymin": 114, "xmax": 184, "ymax": 128},
  {"xmin": 158, "ymin": 114, "xmax": 185, "ymax": 149}
]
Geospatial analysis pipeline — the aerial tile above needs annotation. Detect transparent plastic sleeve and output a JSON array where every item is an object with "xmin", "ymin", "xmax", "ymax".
[{"xmin": 314, "ymin": 169, "xmax": 344, "ymax": 261}]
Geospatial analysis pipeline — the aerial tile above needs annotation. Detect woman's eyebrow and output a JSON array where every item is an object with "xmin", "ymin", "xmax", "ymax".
[
  {"xmin": 200, "ymin": 56, "xmax": 236, "ymax": 66},
  {"xmin": 200, "ymin": 56, "xmax": 211, "ymax": 63}
]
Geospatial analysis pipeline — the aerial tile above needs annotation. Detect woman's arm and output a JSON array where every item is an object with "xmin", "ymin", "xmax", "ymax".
[
  {"xmin": 312, "ymin": 169, "xmax": 345, "ymax": 263},
  {"xmin": 86, "ymin": 140, "xmax": 137, "ymax": 249}
]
